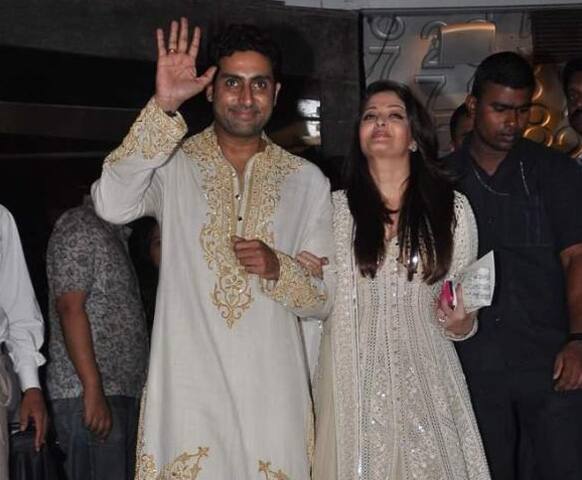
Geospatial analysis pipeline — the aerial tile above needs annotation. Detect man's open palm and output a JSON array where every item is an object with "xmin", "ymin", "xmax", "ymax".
[{"xmin": 155, "ymin": 17, "xmax": 217, "ymax": 113}]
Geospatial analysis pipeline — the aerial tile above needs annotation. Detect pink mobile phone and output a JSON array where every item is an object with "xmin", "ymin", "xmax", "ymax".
[{"xmin": 440, "ymin": 280, "xmax": 456, "ymax": 309}]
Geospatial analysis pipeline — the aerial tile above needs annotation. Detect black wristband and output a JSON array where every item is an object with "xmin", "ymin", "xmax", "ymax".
[{"xmin": 567, "ymin": 333, "xmax": 582, "ymax": 343}]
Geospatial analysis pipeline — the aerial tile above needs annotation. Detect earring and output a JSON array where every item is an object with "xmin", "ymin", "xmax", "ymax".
[{"xmin": 409, "ymin": 142, "xmax": 418, "ymax": 152}]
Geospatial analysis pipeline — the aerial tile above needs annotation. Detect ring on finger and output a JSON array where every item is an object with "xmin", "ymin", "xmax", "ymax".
[
  {"xmin": 438, "ymin": 315, "xmax": 447, "ymax": 324},
  {"xmin": 168, "ymin": 48, "xmax": 177, "ymax": 54}
]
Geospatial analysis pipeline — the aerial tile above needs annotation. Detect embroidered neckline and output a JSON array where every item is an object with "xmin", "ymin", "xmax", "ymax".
[{"xmin": 184, "ymin": 126, "xmax": 302, "ymax": 328}]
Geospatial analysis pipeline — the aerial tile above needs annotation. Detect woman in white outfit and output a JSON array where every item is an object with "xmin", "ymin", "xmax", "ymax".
[{"xmin": 301, "ymin": 80, "xmax": 491, "ymax": 480}]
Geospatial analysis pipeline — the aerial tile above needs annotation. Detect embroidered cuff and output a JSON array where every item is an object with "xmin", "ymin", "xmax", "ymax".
[
  {"xmin": 443, "ymin": 318, "xmax": 478, "ymax": 342},
  {"xmin": 262, "ymin": 251, "xmax": 327, "ymax": 310},
  {"xmin": 105, "ymin": 97, "xmax": 187, "ymax": 165}
]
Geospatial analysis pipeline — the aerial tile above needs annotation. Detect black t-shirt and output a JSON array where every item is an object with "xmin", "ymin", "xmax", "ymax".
[{"xmin": 446, "ymin": 137, "xmax": 582, "ymax": 372}]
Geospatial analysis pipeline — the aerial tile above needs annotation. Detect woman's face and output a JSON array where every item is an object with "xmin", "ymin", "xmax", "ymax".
[{"xmin": 359, "ymin": 90, "xmax": 413, "ymax": 160}]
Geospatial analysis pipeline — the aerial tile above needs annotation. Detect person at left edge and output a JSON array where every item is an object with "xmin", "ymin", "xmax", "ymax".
[
  {"xmin": 91, "ymin": 18, "xmax": 334, "ymax": 479},
  {"xmin": 0, "ymin": 204, "xmax": 47, "ymax": 480}
]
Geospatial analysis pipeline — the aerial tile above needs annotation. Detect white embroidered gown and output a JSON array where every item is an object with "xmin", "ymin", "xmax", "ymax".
[
  {"xmin": 313, "ymin": 191, "xmax": 491, "ymax": 480},
  {"xmin": 92, "ymin": 99, "xmax": 335, "ymax": 480}
]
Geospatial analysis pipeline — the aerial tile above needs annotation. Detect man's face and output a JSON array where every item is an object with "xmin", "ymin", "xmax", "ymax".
[
  {"xmin": 468, "ymin": 82, "xmax": 532, "ymax": 152},
  {"xmin": 206, "ymin": 50, "xmax": 281, "ymax": 139},
  {"xmin": 566, "ymin": 71, "xmax": 582, "ymax": 136}
]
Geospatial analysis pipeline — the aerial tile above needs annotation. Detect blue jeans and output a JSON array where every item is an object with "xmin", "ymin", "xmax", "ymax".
[{"xmin": 50, "ymin": 395, "xmax": 140, "ymax": 480}]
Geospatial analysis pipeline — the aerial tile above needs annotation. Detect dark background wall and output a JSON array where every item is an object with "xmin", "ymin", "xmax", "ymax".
[{"xmin": 0, "ymin": 0, "xmax": 361, "ymax": 158}]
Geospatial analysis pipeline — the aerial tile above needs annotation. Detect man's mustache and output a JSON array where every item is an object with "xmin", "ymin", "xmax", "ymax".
[{"xmin": 230, "ymin": 106, "xmax": 260, "ymax": 113}]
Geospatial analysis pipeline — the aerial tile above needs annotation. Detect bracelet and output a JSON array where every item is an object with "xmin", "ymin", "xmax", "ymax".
[{"xmin": 567, "ymin": 333, "xmax": 582, "ymax": 343}]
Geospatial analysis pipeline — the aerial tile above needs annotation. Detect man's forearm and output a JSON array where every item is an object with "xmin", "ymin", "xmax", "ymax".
[{"xmin": 59, "ymin": 309, "xmax": 102, "ymax": 391}]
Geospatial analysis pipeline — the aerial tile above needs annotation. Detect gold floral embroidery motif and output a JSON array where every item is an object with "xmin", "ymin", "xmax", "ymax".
[
  {"xmin": 196, "ymin": 145, "xmax": 250, "ymax": 328},
  {"xmin": 135, "ymin": 388, "xmax": 209, "ymax": 480},
  {"xmin": 184, "ymin": 127, "xmax": 301, "ymax": 328},
  {"xmin": 258, "ymin": 460, "xmax": 290, "ymax": 480},
  {"xmin": 105, "ymin": 97, "xmax": 187, "ymax": 165},
  {"xmin": 138, "ymin": 448, "xmax": 210, "ymax": 480},
  {"xmin": 264, "ymin": 252, "xmax": 327, "ymax": 309}
]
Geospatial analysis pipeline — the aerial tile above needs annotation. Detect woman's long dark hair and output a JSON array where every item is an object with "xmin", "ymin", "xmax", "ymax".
[{"xmin": 344, "ymin": 80, "xmax": 455, "ymax": 283}]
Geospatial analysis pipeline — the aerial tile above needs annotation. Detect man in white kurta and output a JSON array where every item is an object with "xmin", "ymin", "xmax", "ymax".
[{"xmin": 92, "ymin": 19, "xmax": 334, "ymax": 480}]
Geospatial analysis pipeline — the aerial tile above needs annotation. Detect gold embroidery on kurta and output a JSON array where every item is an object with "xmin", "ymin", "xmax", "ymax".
[
  {"xmin": 258, "ymin": 460, "xmax": 290, "ymax": 480},
  {"xmin": 263, "ymin": 252, "xmax": 327, "ymax": 309},
  {"xmin": 184, "ymin": 127, "xmax": 301, "ymax": 328},
  {"xmin": 138, "ymin": 448, "xmax": 210, "ymax": 480},
  {"xmin": 105, "ymin": 97, "xmax": 187, "ymax": 165},
  {"xmin": 136, "ymin": 388, "xmax": 209, "ymax": 480}
]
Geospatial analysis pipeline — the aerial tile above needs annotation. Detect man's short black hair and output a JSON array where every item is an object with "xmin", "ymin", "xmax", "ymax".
[
  {"xmin": 471, "ymin": 51, "xmax": 535, "ymax": 99},
  {"xmin": 563, "ymin": 58, "xmax": 582, "ymax": 95},
  {"xmin": 210, "ymin": 24, "xmax": 282, "ymax": 81},
  {"xmin": 449, "ymin": 103, "xmax": 469, "ymax": 141}
]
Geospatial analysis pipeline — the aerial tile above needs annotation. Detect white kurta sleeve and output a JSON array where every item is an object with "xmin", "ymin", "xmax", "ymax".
[
  {"xmin": 443, "ymin": 192, "xmax": 480, "ymax": 341},
  {"xmin": 0, "ymin": 206, "xmax": 45, "ymax": 391},
  {"xmin": 262, "ymin": 175, "xmax": 335, "ymax": 320},
  {"xmin": 91, "ymin": 97, "xmax": 188, "ymax": 223}
]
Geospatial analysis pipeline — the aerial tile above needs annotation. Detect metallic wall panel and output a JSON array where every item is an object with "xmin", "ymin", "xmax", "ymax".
[{"xmin": 363, "ymin": 11, "xmax": 535, "ymax": 153}]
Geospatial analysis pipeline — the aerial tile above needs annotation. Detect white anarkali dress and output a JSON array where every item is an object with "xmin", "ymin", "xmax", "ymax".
[
  {"xmin": 313, "ymin": 191, "xmax": 491, "ymax": 480},
  {"xmin": 92, "ymin": 99, "xmax": 335, "ymax": 480}
]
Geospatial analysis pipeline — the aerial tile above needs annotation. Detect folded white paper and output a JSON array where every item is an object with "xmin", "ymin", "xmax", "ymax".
[{"xmin": 450, "ymin": 250, "xmax": 495, "ymax": 313}]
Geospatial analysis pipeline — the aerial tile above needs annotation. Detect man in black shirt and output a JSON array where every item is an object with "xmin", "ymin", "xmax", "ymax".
[{"xmin": 447, "ymin": 52, "xmax": 582, "ymax": 480}]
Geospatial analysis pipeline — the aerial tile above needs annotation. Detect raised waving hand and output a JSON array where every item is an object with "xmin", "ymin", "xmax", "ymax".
[{"xmin": 154, "ymin": 17, "xmax": 217, "ymax": 113}]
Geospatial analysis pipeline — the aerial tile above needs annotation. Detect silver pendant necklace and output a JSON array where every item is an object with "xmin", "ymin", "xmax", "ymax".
[{"xmin": 471, "ymin": 159, "xmax": 530, "ymax": 197}]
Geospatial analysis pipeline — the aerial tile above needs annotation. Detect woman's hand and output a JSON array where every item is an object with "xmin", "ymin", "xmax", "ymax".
[
  {"xmin": 296, "ymin": 251, "xmax": 328, "ymax": 279},
  {"xmin": 436, "ymin": 284, "xmax": 476, "ymax": 337}
]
